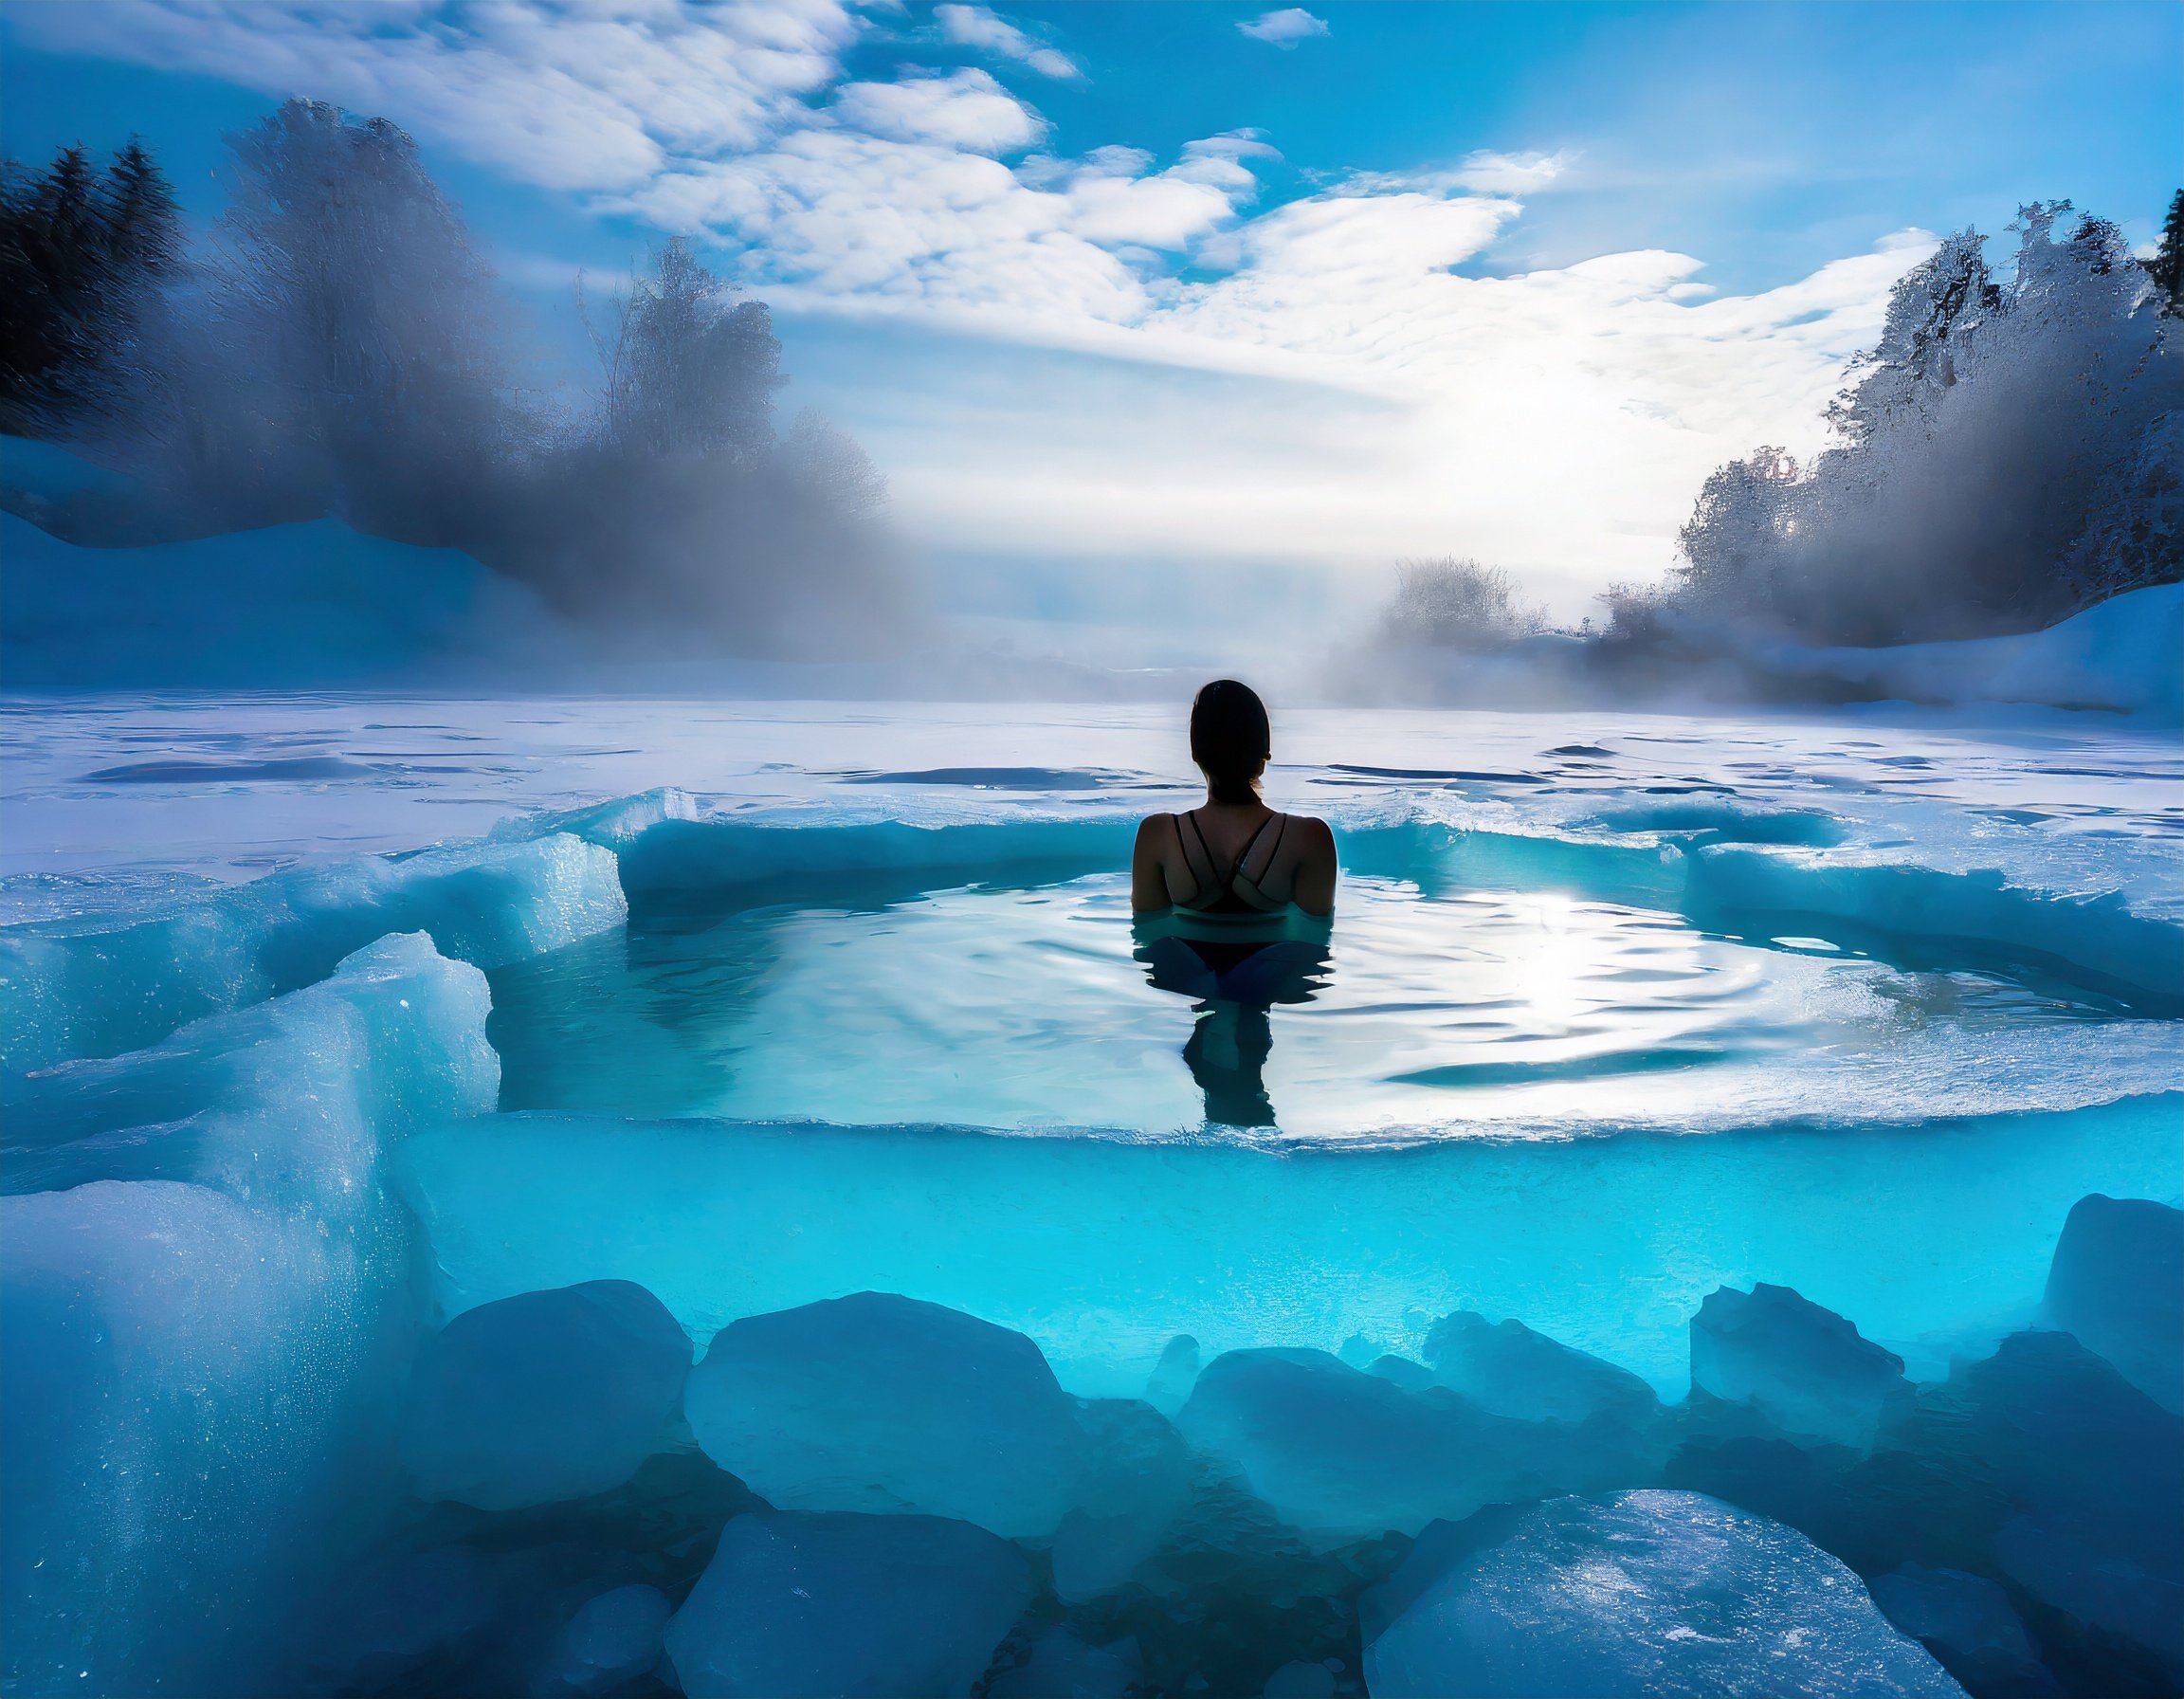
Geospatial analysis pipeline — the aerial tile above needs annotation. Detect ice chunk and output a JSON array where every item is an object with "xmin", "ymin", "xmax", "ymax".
[
  {"xmin": 1176, "ymin": 1348, "xmax": 1636, "ymax": 1545},
  {"xmin": 1, "ymin": 831, "xmax": 623, "ymax": 1070},
  {"xmin": 1866, "ymin": 1566, "xmax": 2059, "ymax": 1699},
  {"xmin": 1423, "ymin": 1310, "xmax": 1660, "ymax": 1427},
  {"xmin": 2043, "ymin": 1194, "xmax": 2183, "ymax": 1414},
  {"xmin": 684, "ymin": 1292, "xmax": 1085, "ymax": 1537},
  {"xmin": 1364, "ymin": 1490, "xmax": 1964, "ymax": 1698},
  {"xmin": 534, "ymin": 1584, "xmax": 671, "ymax": 1698},
  {"xmin": 1049, "ymin": 1398, "xmax": 1193, "ymax": 1601},
  {"xmin": 987, "ymin": 1629, "xmax": 1140, "ymax": 1699},
  {"xmin": 1945, "ymin": 1331, "xmax": 2184, "ymax": 1662},
  {"xmin": 1261, "ymin": 1660, "xmax": 1337, "ymax": 1699},
  {"xmin": 400, "ymin": 1280, "xmax": 690, "ymax": 1511},
  {"xmin": 662, "ymin": 1511, "xmax": 1032, "ymax": 1699},
  {"xmin": 1145, "ymin": 1333, "xmax": 1203, "ymax": 1416},
  {"xmin": 1, "ymin": 936, "xmax": 497, "ymax": 1694},
  {"xmin": 1690, "ymin": 1283, "xmax": 1911, "ymax": 1449}
]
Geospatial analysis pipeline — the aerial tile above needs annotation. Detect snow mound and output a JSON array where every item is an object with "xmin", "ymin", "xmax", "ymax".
[
  {"xmin": 1363, "ymin": 1490, "xmax": 1964, "ymax": 1698},
  {"xmin": 1756, "ymin": 580, "xmax": 2184, "ymax": 718},
  {"xmin": 1, "ymin": 831, "xmax": 624, "ymax": 1071},
  {"xmin": 1, "ymin": 509, "xmax": 573, "ymax": 686}
]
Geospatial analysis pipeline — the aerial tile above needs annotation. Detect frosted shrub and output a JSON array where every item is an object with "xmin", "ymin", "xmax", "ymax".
[{"xmin": 1380, "ymin": 557, "xmax": 1547, "ymax": 651}]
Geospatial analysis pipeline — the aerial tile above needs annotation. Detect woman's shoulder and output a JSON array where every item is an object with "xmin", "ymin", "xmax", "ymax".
[{"xmin": 1277, "ymin": 811, "xmax": 1336, "ymax": 844}]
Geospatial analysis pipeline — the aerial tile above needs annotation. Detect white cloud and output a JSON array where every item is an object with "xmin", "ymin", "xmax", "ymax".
[
  {"xmin": 1452, "ymin": 149, "xmax": 1577, "ymax": 194},
  {"xmin": 1237, "ymin": 9, "xmax": 1329, "ymax": 48},
  {"xmin": 829, "ymin": 66, "xmax": 1044, "ymax": 154},
  {"xmin": 933, "ymin": 4, "xmax": 1081, "ymax": 80},
  {"xmin": 9, "ymin": 0, "xmax": 864, "ymax": 192}
]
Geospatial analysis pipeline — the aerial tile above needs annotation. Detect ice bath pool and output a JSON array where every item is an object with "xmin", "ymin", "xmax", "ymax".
[{"xmin": 3, "ymin": 697, "xmax": 2180, "ymax": 1699}]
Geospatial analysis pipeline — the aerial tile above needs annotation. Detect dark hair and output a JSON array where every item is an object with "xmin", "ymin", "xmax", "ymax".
[{"xmin": 1190, "ymin": 679, "xmax": 1271, "ymax": 805}]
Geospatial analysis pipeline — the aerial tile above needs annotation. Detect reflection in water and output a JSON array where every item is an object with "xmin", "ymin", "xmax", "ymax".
[{"xmin": 1134, "ymin": 913, "xmax": 1333, "ymax": 1126}]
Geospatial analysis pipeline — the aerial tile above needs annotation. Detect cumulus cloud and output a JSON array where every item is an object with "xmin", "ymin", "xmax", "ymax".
[
  {"xmin": 8, "ymin": 0, "xmax": 860, "ymax": 192},
  {"xmin": 829, "ymin": 66, "xmax": 1045, "ymax": 154},
  {"xmin": 1237, "ymin": 9, "xmax": 1330, "ymax": 47},
  {"xmin": 933, "ymin": 4, "xmax": 1081, "ymax": 80}
]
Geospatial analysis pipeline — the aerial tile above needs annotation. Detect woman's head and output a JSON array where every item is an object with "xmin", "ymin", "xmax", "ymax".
[{"xmin": 1190, "ymin": 679, "xmax": 1271, "ymax": 805}]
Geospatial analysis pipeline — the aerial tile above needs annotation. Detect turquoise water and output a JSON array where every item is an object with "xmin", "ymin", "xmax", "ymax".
[{"xmin": 487, "ymin": 863, "xmax": 2166, "ymax": 1142}]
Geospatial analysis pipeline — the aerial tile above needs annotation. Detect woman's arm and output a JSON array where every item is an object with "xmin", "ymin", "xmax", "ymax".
[
  {"xmin": 1289, "ymin": 816, "xmax": 1338, "ymax": 916},
  {"xmin": 1132, "ymin": 815, "xmax": 1177, "ymax": 913}
]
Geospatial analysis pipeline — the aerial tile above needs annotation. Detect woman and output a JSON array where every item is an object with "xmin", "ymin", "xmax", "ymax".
[{"xmin": 1133, "ymin": 679, "xmax": 1338, "ymax": 917}]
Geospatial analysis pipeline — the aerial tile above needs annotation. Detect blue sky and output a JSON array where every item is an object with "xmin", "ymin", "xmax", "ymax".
[{"xmin": 4, "ymin": 1, "xmax": 2177, "ymax": 634}]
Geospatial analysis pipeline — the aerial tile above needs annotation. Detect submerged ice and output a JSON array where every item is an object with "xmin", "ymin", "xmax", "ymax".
[{"xmin": 2, "ymin": 703, "xmax": 2180, "ymax": 1696}]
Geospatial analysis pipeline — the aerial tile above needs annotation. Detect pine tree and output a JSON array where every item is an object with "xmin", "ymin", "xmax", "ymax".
[
  {"xmin": 2148, "ymin": 190, "xmax": 2184, "ymax": 317},
  {"xmin": 102, "ymin": 138, "xmax": 182, "ymax": 282}
]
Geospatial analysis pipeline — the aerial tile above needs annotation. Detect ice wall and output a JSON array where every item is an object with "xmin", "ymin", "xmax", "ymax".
[
  {"xmin": 1, "ymin": 831, "xmax": 624, "ymax": 1071},
  {"xmin": 2, "ymin": 935, "xmax": 498, "ymax": 1696}
]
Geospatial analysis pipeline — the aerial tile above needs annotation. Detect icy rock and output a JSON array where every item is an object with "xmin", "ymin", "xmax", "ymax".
[
  {"xmin": 402, "ymin": 1281, "xmax": 690, "ymax": 1511},
  {"xmin": 1365, "ymin": 1354, "xmax": 1438, "ymax": 1391},
  {"xmin": 1690, "ymin": 1283, "xmax": 1911, "ymax": 1449},
  {"xmin": 1866, "ymin": 1566, "xmax": 2059, "ymax": 1699},
  {"xmin": 987, "ymin": 1629, "xmax": 1140, "ymax": 1699},
  {"xmin": 1261, "ymin": 1660, "xmax": 1337, "ymax": 1699},
  {"xmin": 0, "ymin": 831, "xmax": 623, "ymax": 1071},
  {"xmin": 685, "ymin": 1292, "xmax": 1083, "ymax": 1538},
  {"xmin": 2043, "ymin": 1194, "xmax": 2183, "ymax": 1414},
  {"xmin": 1050, "ymin": 1398, "xmax": 1193, "ymax": 1601},
  {"xmin": 1946, "ymin": 1331, "xmax": 2184, "ymax": 1661},
  {"xmin": 1363, "ymin": 1490, "xmax": 1964, "ymax": 1699},
  {"xmin": 1423, "ymin": 1311, "xmax": 1660, "ymax": 1427},
  {"xmin": 292, "ymin": 1547, "xmax": 507, "ymax": 1693},
  {"xmin": 662, "ymin": 1511, "xmax": 1033, "ymax": 1699},
  {"xmin": 1176, "ymin": 1348, "xmax": 1625, "ymax": 1545},
  {"xmin": 1146, "ymin": 1333, "xmax": 1203, "ymax": 1416},
  {"xmin": 534, "ymin": 1583, "xmax": 671, "ymax": 1698}
]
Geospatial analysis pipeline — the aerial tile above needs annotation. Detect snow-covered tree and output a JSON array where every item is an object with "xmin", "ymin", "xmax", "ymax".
[
  {"xmin": 1381, "ymin": 557, "xmax": 1546, "ymax": 650},
  {"xmin": 1658, "ymin": 199, "xmax": 2180, "ymax": 644}
]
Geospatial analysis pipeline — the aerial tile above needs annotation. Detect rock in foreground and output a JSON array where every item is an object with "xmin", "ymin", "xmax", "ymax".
[
  {"xmin": 1364, "ymin": 1489, "xmax": 1964, "ymax": 1699},
  {"xmin": 663, "ymin": 1511, "xmax": 1031, "ymax": 1699}
]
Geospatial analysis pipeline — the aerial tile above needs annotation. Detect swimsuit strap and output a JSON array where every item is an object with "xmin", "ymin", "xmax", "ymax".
[
  {"xmin": 1177, "ymin": 807, "xmax": 1286, "ymax": 911},
  {"xmin": 1178, "ymin": 810, "xmax": 1224, "ymax": 904},
  {"xmin": 1226, "ymin": 811, "xmax": 1289, "ymax": 911}
]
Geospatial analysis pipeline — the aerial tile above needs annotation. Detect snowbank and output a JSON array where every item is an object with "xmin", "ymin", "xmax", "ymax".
[
  {"xmin": 1, "ymin": 509, "xmax": 573, "ymax": 686},
  {"xmin": 1755, "ymin": 580, "xmax": 2184, "ymax": 717}
]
